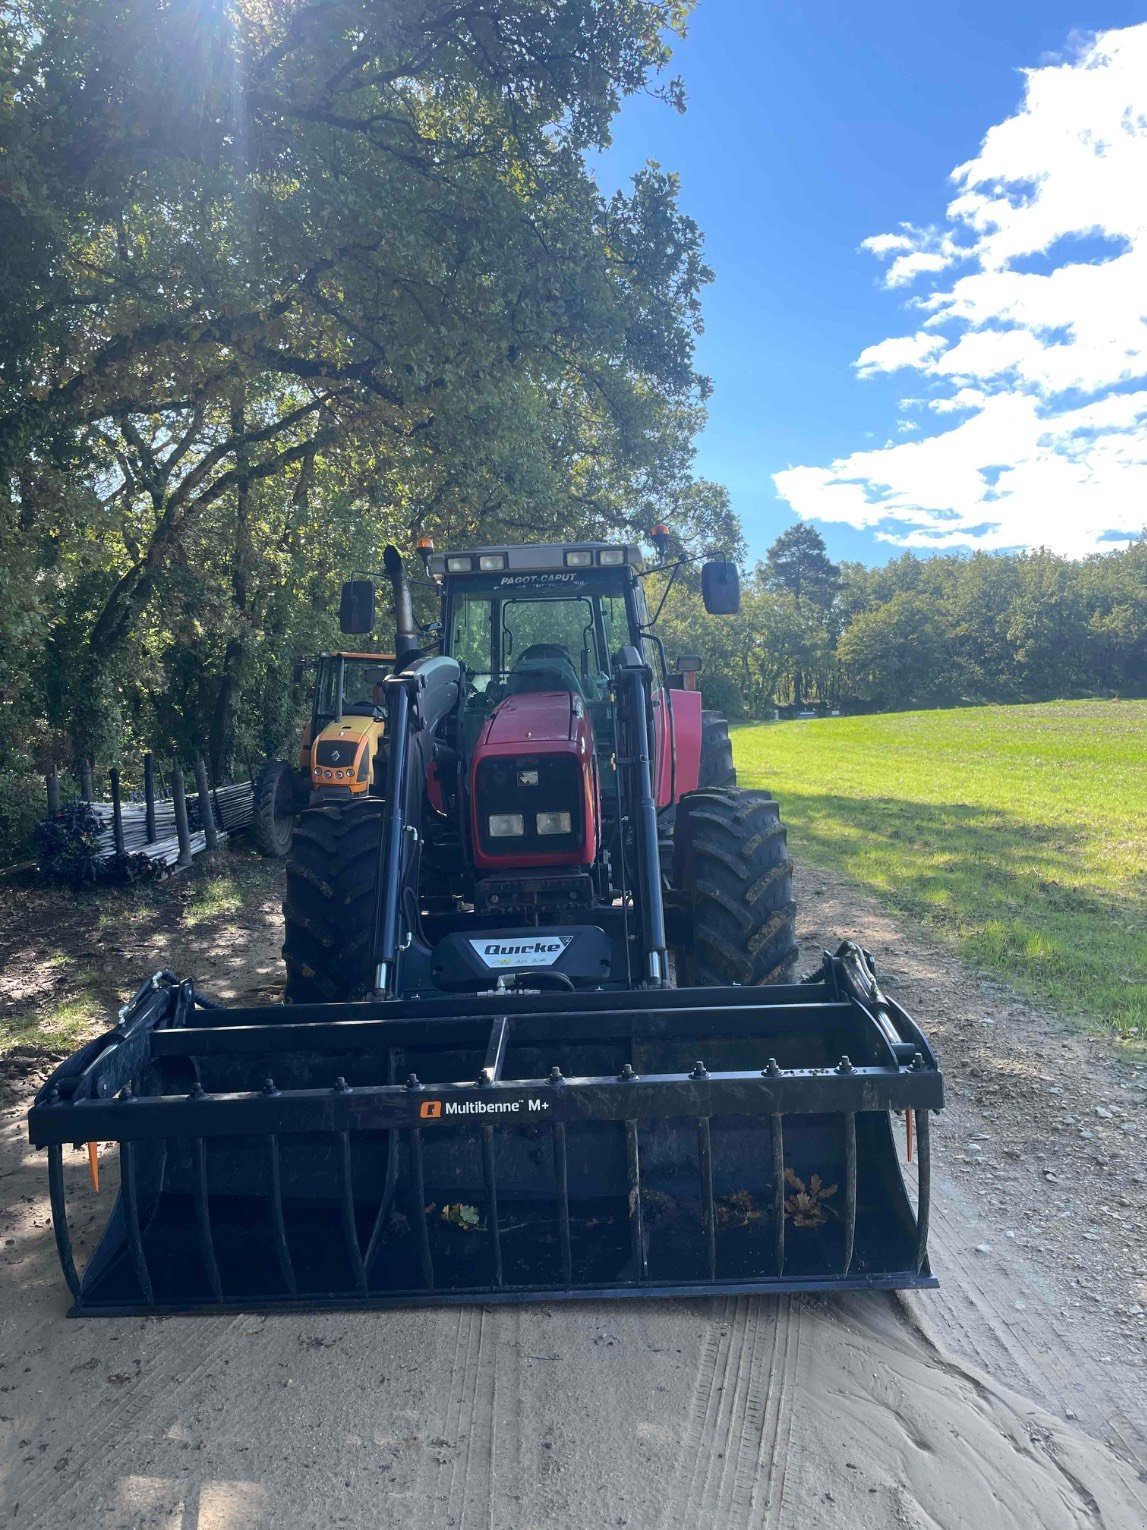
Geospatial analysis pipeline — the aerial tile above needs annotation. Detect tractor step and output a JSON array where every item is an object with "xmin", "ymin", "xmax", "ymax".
[{"xmin": 28, "ymin": 948, "xmax": 942, "ymax": 1314}]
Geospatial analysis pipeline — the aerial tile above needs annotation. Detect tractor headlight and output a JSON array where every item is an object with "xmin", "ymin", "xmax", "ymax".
[
  {"xmin": 478, "ymin": 553, "xmax": 507, "ymax": 571},
  {"xmin": 564, "ymin": 549, "xmax": 593, "ymax": 568},
  {"xmin": 488, "ymin": 813, "xmax": 525, "ymax": 837},
  {"xmin": 446, "ymin": 555, "xmax": 474, "ymax": 573},
  {"xmin": 536, "ymin": 811, "xmax": 572, "ymax": 835},
  {"xmin": 597, "ymin": 547, "xmax": 625, "ymax": 566}
]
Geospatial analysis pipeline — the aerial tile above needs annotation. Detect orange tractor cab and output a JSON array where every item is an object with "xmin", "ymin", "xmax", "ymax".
[{"xmin": 252, "ymin": 650, "xmax": 394, "ymax": 856}]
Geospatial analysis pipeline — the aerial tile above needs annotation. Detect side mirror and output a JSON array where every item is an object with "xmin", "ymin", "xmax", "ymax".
[
  {"xmin": 701, "ymin": 559, "xmax": 741, "ymax": 615},
  {"xmin": 339, "ymin": 579, "xmax": 376, "ymax": 634},
  {"xmin": 675, "ymin": 654, "xmax": 702, "ymax": 674}
]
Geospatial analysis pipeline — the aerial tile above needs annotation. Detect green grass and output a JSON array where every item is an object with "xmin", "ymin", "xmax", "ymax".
[{"xmin": 733, "ymin": 700, "xmax": 1147, "ymax": 1039}]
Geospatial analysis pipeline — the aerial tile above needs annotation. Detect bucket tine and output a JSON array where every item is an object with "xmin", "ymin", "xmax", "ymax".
[
  {"xmin": 407, "ymin": 1128, "xmax": 435, "ymax": 1289},
  {"xmin": 265, "ymin": 1136, "xmax": 297, "ymax": 1296},
  {"xmin": 481, "ymin": 1126, "xmax": 503, "ymax": 1288},
  {"xmin": 192, "ymin": 1139, "xmax": 222, "ymax": 1301},
  {"xmin": 120, "ymin": 1141, "xmax": 154, "ymax": 1305},
  {"xmin": 551, "ymin": 1122, "xmax": 572, "ymax": 1286},
  {"xmin": 914, "ymin": 1109, "xmax": 932, "ymax": 1273},
  {"xmin": 697, "ymin": 1117, "xmax": 717, "ymax": 1279},
  {"xmin": 841, "ymin": 1112, "xmax": 857, "ymax": 1277},
  {"xmin": 337, "ymin": 1131, "xmax": 368, "ymax": 1295},
  {"xmin": 363, "ymin": 1048, "xmax": 400, "ymax": 1271},
  {"xmin": 47, "ymin": 1145, "xmax": 82, "ymax": 1301},
  {"xmin": 770, "ymin": 1113, "xmax": 785, "ymax": 1276},
  {"xmin": 624, "ymin": 1120, "xmax": 647, "ymax": 1282}
]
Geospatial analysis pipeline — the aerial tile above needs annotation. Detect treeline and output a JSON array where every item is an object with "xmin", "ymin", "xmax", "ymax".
[{"xmin": 657, "ymin": 526, "xmax": 1146, "ymax": 720}]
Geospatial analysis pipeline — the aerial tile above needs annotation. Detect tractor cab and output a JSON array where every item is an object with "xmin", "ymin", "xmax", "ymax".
[{"xmin": 431, "ymin": 544, "xmax": 642, "ymax": 768}]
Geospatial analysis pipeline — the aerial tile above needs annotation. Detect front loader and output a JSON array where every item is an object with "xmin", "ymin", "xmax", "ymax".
[{"xmin": 29, "ymin": 535, "xmax": 941, "ymax": 1313}]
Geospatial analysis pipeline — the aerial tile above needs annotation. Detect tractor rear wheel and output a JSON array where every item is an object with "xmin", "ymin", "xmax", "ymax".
[
  {"xmin": 673, "ymin": 787, "xmax": 798, "ymax": 986},
  {"xmin": 699, "ymin": 710, "xmax": 736, "ymax": 787},
  {"xmin": 252, "ymin": 759, "xmax": 300, "ymax": 858},
  {"xmin": 282, "ymin": 799, "xmax": 381, "ymax": 1002}
]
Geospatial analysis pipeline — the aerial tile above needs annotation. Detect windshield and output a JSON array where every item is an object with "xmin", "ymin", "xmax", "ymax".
[
  {"xmin": 450, "ymin": 591, "xmax": 629, "ymax": 704},
  {"xmin": 315, "ymin": 658, "xmax": 391, "ymax": 721}
]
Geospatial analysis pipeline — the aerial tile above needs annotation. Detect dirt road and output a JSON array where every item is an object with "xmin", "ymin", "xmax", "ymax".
[{"xmin": 2, "ymin": 862, "xmax": 1145, "ymax": 1529}]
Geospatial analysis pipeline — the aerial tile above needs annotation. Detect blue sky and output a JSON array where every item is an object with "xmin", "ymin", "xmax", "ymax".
[{"xmin": 593, "ymin": 4, "xmax": 1147, "ymax": 567}]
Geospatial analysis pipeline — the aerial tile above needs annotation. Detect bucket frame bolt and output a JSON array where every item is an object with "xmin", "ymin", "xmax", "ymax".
[
  {"xmin": 549, "ymin": 1066, "xmax": 565, "ymax": 1085},
  {"xmin": 911, "ymin": 1051, "xmax": 926, "ymax": 1071},
  {"xmin": 119, "ymin": 1085, "xmax": 135, "ymax": 1102},
  {"xmin": 188, "ymin": 1082, "xmax": 205, "ymax": 1099},
  {"xmin": 763, "ymin": 1058, "xmax": 781, "ymax": 1077},
  {"xmin": 334, "ymin": 1076, "xmax": 350, "ymax": 1094},
  {"xmin": 690, "ymin": 1061, "xmax": 708, "ymax": 1079},
  {"xmin": 263, "ymin": 1078, "xmax": 280, "ymax": 1096},
  {"xmin": 406, "ymin": 1073, "xmax": 423, "ymax": 1091},
  {"xmin": 836, "ymin": 1055, "xmax": 854, "ymax": 1074},
  {"xmin": 618, "ymin": 1063, "xmax": 638, "ymax": 1082}
]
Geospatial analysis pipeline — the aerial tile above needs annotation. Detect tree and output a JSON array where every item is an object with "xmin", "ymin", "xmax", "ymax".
[
  {"xmin": 760, "ymin": 522, "xmax": 841, "ymax": 612},
  {"xmin": 837, "ymin": 592, "xmax": 952, "ymax": 710},
  {"xmin": 2, "ymin": 0, "xmax": 721, "ymax": 768}
]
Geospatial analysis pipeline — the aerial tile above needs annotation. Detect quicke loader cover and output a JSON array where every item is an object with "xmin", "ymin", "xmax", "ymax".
[{"xmin": 28, "ymin": 946, "xmax": 941, "ymax": 1314}]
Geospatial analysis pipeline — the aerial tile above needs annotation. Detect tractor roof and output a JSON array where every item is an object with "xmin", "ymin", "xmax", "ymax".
[{"xmin": 427, "ymin": 542, "xmax": 643, "ymax": 577}]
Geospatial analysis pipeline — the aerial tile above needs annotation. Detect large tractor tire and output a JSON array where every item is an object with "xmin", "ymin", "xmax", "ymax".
[
  {"xmin": 699, "ymin": 709, "xmax": 736, "ymax": 787},
  {"xmin": 252, "ymin": 759, "xmax": 299, "ymax": 858},
  {"xmin": 282, "ymin": 799, "xmax": 381, "ymax": 1002},
  {"xmin": 673, "ymin": 787, "xmax": 798, "ymax": 986}
]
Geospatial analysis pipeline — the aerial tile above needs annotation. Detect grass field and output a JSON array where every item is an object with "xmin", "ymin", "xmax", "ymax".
[{"xmin": 733, "ymin": 700, "xmax": 1146, "ymax": 1039}]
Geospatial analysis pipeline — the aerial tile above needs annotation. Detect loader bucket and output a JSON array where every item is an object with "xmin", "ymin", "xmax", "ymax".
[{"xmin": 28, "ymin": 949, "xmax": 942, "ymax": 1314}]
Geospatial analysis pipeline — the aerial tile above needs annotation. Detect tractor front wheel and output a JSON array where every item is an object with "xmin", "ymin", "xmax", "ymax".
[
  {"xmin": 673, "ymin": 787, "xmax": 798, "ymax": 986},
  {"xmin": 282, "ymin": 799, "xmax": 381, "ymax": 1002}
]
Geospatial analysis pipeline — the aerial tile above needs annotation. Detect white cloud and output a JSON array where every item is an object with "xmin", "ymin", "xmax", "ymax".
[
  {"xmin": 774, "ymin": 24, "xmax": 1147, "ymax": 556},
  {"xmin": 854, "ymin": 331, "xmax": 948, "ymax": 378}
]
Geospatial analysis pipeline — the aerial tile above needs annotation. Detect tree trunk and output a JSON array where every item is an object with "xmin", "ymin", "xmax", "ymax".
[{"xmin": 208, "ymin": 394, "xmax": 251, "ymax": 778}]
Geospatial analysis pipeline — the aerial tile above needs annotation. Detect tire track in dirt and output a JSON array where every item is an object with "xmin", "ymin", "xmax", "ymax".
[
  {"xmin": 408, "ymin": 1305, "xmax": 526, "ymax": 1530},
  {"xmin": 657, "ymin": 1296, "xmax": 802, "ymax": 1530},
  {"xmin": 12, "ymin": 1313, "xmax": 245, "ymax": 1526}
]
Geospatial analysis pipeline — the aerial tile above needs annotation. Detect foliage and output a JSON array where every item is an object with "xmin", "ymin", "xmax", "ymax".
[
  {"xmin": 734, "ymin": 700, "xmax": 1147, "ymax": 1039},
  {"xmin": 0, "ymin": 771, "xmax": 43, "ymax": 864},
  {"xmin": 1, "ymin": 0, "xmax": 718, "ymax": 786},
  {"xmin": 663, "ymin": 528, "xmax": 1145, "ymax": 716}
]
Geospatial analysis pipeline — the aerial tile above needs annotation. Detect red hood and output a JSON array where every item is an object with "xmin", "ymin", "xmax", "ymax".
[{"xmin": 481, "ymin": 691, "xmax": 575, "ymax": 747}]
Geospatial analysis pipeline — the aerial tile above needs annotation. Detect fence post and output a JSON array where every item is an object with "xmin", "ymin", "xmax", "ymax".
[
  {"xmin": 193, "ymin": 758, "xmax": 220, "ymax": 852},
  {"xmin": 47, "ymin": 768, "xmax": 61, "ymax": 816},
  {"xmin": 143, "ymin": 752, "xmax": 157, "ymax": 844},
  {"xmin": 171, "ymin": 764, "xmax": 193, "ymax": 868},
  {"xmin": 109, "ymin": 769, "xmax": 125, "ymax": 856},
  {"xmin": 80, "ymin": 760, "xmax": 94, "ymax": 802}
]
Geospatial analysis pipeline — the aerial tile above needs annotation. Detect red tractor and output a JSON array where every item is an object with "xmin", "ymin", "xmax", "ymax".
[
  {"xmin": 29, "ymin": 535, "xmax": 941, "ymax": 1315},
  {"xmin": 282, "ymin": 536, "xmax": 796, "ymax": 1001}
]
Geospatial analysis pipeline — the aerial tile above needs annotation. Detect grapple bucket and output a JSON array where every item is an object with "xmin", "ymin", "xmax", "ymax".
[{"xmin": 28, "ymin": 947, "xmax": 942, "ymax": 1314}]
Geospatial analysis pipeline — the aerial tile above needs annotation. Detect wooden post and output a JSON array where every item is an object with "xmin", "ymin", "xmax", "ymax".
[
  {"xmin": 193, "ymin": 757, "xmax": 220, "ymax": 851},
  {"xmin": 171, "ymin": 764, "xmax": 193, "ymax": 867},
  {"xmin": 143, "ymin": 752, "xmax": 157, "ymax": 844},
  {"xmin": 109, "ymin": 769, "xmax": 125, "ymax": 855},
  {"xmin": 47, "ymin": 768, "xmax": 61, "ymax": 816},
  {"xmin": 80, "ymin": 759, "xmax": 94, "ymax": 802}
]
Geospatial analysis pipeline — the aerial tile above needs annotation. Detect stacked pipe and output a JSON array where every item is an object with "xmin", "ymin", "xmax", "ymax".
[{"xmin": 36, "ymin": 757, "xmax": 255, "ymax": 885}]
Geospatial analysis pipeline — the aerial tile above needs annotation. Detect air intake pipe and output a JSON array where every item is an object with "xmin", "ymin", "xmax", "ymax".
[{"xmin": 383, "ymin": 544, "xmax": 419, "ymax": 666}]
